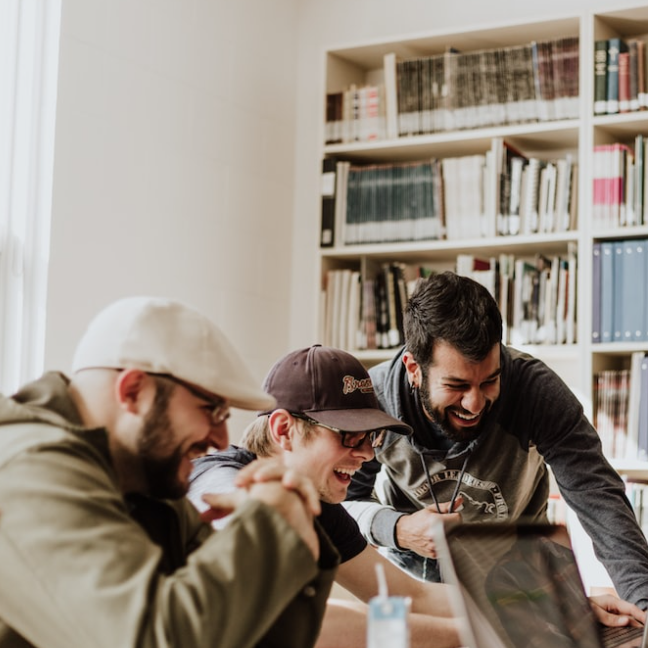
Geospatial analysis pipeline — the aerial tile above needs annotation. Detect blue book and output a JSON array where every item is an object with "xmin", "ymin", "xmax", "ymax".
[
  {"xmin": 638, "ymin": 355, "xmax": 648, "ymax": 461},
  {"xmin": 627, "ymin": 239, "xmax": 647, "ymax": 342},
  {"xmin": 592, "ymin": 242, "xmax": 602, "ymax": 343},
  {"xmin": 612, "ymin": 240, "xmax": 625, "ymax": 342},
  {"xmin": 621, "ymin": 240, "xmax": 646, "ymax": 342},
  {"xmin": 600, "ymin": 242, "xmax": 614, "ymax": 343}
]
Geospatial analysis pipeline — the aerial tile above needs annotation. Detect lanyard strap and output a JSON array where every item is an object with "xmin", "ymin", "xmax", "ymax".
[{"xmin": 420, "ymin": 451, "xmax": 470, "ymax": 514}]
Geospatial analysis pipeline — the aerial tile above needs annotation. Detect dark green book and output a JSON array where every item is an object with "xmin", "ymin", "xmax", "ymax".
[
  {"xmin": 594, "ymin": 39, "xmax": 608, "ymax": 114},
  {"xmin": 606, "ymin": 37, "xmax": 628, "ymax": 114}
]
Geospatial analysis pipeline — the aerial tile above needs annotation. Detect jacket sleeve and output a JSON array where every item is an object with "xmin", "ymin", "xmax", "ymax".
[
  {"xmin": 0, "ymin": 428, "xmax": 337, "ymax": 648},
  {"xmin": 506, "ymin": 356, "xmax": 648, "ymax": 609},
  {"xmin": 344, "ymin": 457, "xmax": 405, "ymax": 549}
]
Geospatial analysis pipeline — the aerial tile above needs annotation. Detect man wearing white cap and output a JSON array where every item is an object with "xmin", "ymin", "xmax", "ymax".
[{"xmin": 0, "ymin": 297, "xmax": 339, "ymax": 648}]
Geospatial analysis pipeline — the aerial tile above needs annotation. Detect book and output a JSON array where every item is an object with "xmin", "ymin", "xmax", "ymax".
[
  {"xmin": 629, "ymin": 39, "xmax": 640, "ymax": 112},
  {"xmin": 594, "ymin": 39, "xmax": 608, "ymax": 115},
  {"xmin": 334, "ymin": 160, "xmax": 350, "ymax": 247},
  {"xmin": 538, "ymin": 161, "xmax": 557, "ymax": 233},
  {"xmin": 600, "ymin": 241, "xmax": 614, "ymax": 343},
  {"xmin": 520, "ymin": 157, "xmax": 542, "ymax": 234},
  {"xmin": 622, "ymin": 239, "xmax": 647, "ymax": 342},
  {"xmin": 633, "ymin": 135, "xmax": 645, "ymax": 227},
  {"xmin": 511, "ymin": 258, "xmax": 541, "ymax": 345},
  {"xmin": 606, "ymin": 38, "xmax": 629, "ymax": 114},
  {"xmin": 325, "ymin": 92, "xmax": 343, "ymax": 144},
  {"xmin": 618, "ymin": 51, "xmax": 631, "ymax": 113},
  {"xmin": 638, "ymin": 355, "xmax": 648, "ymax": 461},
  {"xmin": 592, "ymin": 242, "xmax": 602, "ymax": 343},
  {"xmin": 498, "ymin": 253, "xmax": 515, "ymax": 344},
  {"xmin": 383, "ymin": 53, "xmax": 400, "ymax": 140},
  {"xmin": 627, "ymin": 351, "xmax": 646, "ymax": 459},
  {"xmin": 612, "ymin": 240, "xmax": 625, "ymax": 343},
  {"xmin": 637, "ymin": 38, "xmax": 648, "ymax": 109},
  {"xmin": 566, "ymin": 242, "xmax": 577, "ymax": 344},
  {"xmin": 320, "ymin": 158, "xmax": 337, "ymax": 247},
  {"xmin": 347, "ymin": 270, "xmax": 362, "ymax": 351}
]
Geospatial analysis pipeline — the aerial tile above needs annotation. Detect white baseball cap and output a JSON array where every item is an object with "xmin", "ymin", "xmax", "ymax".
[{"xmin": 72, "ymin": 296, "xmax": 275, "ymax": 411}]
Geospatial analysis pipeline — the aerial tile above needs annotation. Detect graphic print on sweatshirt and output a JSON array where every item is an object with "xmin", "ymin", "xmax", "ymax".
[{"xmin": 412, "ymin": 469, "xmax": 509, "ymax": 519}]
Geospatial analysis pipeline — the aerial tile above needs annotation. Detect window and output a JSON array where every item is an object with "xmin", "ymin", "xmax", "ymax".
[{"xmin": 0, "ymin": 0, "xmax": 61, "ymax": 394}]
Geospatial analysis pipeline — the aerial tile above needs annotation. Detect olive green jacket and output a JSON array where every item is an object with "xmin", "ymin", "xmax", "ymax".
[{"xmin": 0, "ymin": 373, "xmax": 339, "ymax": 647}]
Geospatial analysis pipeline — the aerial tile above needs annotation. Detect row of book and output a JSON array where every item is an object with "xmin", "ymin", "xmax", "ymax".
[
  {"xmin": 320, "ymin": 139, "xmax": 578, "ymax": 247},
  {"xmin": 320, "ymin": 249, "xmax": 577, "ymax": 352},
  {"xmin": 324, "ymin": 36, "xmax": 579, "ymax": 145},
  {"xmin": 325, "ymin": 84, "xmax": 386, "ymax": 145},
  {"xmin": 320, "ymin": 263, "xmax": 415, "ymax": 352},
  {"xmin": 593, "ymin": 138, "xmax": 648, "ymax": 231},
  {"xmin": 594, "ymin": 352, "xmax": 648, "ymax": 461},
  {"xmin": 459, "ymin": 248, "xmax": 577, "ymax": 347},
  {"xmin": 592, "ymin": 239, "xmax": 648, "ymax": 344},
  {"xmin": 594, "ymin": 37, "xmax": 648, "ymax": 116},
  {"xmin": 625, "ymin": 479, "xmax": 648, "ymax": 538},
  {"xmin": 548, "ymin": 481, "xmax": 648, "ymax": 530}
]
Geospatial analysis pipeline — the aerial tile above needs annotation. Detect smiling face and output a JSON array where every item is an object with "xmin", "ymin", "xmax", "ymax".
[
  {"xmin": 136, "ymin": 376, "xmax": 230, "ymax": 499},
  {"xmin": 283, "ymin": 417, "xmax": 375, "ymax": 504},
  {"xmin": 407, "ymin": 341, "xmax": 501, "ymax": 443}
]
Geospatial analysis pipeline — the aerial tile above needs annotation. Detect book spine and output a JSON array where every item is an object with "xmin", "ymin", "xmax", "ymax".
[
  {"xmin": 594, "ymin": 40, "xmax": 608, "ymax": 115},
  {"xmin": 320, "ymin": 158, "xmax": 337, "ymax": 247},
  {"xmin": 619, "ymin": 51, "xmax": 631, "ymax": 113},
  {"xmin": 607, "ymin": 38, "xmax": 628, "ymax": 114},
  {"xmin": 600, "ymin": 241, "xmax": 614, "ymax": 343},
  {"xmin": 592, "ymin": 242, "xmax": 602, "ymax": 343},
  {"xmin": 612, "ymin": 240, "xmax": 625, "ymax": 342}
]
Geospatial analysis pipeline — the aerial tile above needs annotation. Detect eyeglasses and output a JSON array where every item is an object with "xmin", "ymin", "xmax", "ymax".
[
  {"xmin": 157, "ymin": 374, "xmax": 230, "ymax": 425},
  {"xmin": 290, "ymin": 412, "xmax": 385, "ymax": 449}
]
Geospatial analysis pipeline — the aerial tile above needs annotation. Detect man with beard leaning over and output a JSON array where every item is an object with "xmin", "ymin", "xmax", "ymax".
[
  {"xmin": 344, "ymin": 270, "xmax": 648, "ymax": 610},
  {"xmin": 0, "ymin": 296, "xmax": 338, "ymax": 648}
]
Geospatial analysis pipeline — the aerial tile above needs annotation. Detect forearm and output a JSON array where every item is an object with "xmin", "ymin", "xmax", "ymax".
[
  {"xmin": 343, "ymin": 500, "xmax": 403, "ymax": 549},
  {"xmin": 315, "ymin": 600, "xmax": 462, "ymax": 648},
  {"xmin": 408, "ymin": 582, "xmax": 455, "ymax": 618},
  {"xmin": 316, "ymin": 599, "xmax": 368, "ymax": 648},
  {"xmin": 410, "ymin": 613, "xmax": 462, "ymax": 648}
]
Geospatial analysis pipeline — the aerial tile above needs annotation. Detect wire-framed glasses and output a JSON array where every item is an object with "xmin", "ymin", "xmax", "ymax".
[{"xmin": 157, "ymin": 374, "xmax": 230, "ymax": 425}]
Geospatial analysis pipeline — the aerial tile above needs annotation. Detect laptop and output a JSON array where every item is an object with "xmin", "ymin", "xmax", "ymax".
[{"xmin": 433, "ymin": 521, "xmax": 647, "ymax": 648}]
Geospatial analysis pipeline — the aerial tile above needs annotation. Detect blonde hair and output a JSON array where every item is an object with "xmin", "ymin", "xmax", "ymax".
[
  {"xmin": 240, "ymin": 416, "xmax": 276, "ymax": 457},
  {"xmin": 240, "ymin": 412, "xmax": 317, "ymax": 458}
]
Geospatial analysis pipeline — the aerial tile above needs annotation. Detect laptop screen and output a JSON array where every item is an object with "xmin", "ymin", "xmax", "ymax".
[{"xmin": 434, "ymin": 522, "xmax": 643, "ymax": 648}]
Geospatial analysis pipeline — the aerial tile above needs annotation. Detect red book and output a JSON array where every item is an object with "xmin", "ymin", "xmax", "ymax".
[{"xmin": 619, "ymin": 51, "xmax": 631, "ymax": 112}]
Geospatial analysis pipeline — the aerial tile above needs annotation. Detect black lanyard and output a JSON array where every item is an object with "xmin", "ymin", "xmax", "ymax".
[{"xmin": 420, "ymin": 451, "xmax": 470, "ymax": 514}]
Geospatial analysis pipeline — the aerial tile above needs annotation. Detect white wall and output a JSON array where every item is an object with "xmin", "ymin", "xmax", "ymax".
[
  {"xmin": 44, "ymin": 0, "xmax": 611, "ymax": 429},
  {"xmin": 289, "ymin": 0, "xmax": 605, "ymax": 347},
  {"xmin": 46, "ymin": 0, "xmax": 301, "ymax": 437}
]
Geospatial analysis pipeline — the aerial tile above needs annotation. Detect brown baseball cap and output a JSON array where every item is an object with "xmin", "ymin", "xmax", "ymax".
[{"xmin": 260, "ymin": 345, "xmax": 411, "ymax": 435}]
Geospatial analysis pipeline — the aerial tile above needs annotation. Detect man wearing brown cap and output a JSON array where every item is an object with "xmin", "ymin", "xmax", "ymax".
[
  {"xmin": 189, "ymin": 345, "xmax": 462, "ymax": 648},
  {"xmin": 0, "ymin": 297, "xmax": 339, "ymax": 648}
]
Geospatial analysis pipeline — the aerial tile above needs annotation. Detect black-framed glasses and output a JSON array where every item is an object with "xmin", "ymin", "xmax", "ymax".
[
  {"xmin": 290, "ymin": 412, "xmax": 385, "ymax": 449},
  {"xmin": 157, "ymin": 374, "xmax": 230, "ymax": 425}
]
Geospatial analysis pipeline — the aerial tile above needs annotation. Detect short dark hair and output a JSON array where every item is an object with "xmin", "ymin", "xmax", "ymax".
[{"xmin": 404, "ymin": 271, "xmax": 502, "ymax": 366}]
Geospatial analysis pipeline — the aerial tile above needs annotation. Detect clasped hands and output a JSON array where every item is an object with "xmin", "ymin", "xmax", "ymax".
[{"xmin": 201, "ymin": 458, "xmax": 321, "ymax": 560}]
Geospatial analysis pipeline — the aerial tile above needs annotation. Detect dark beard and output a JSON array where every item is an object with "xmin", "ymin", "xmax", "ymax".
[
  {"xmin": 137, "ymin": 381, "xmax": 186, "ymax": 499},
  {"xmin": 419, "ymin": 370, "xmax": 487, "ymax": 444}
]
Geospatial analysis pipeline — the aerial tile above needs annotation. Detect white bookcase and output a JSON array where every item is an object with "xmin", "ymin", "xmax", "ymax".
[{"xmin": 316, "ymin": 4, "xmax": 648, "ymax": 570}]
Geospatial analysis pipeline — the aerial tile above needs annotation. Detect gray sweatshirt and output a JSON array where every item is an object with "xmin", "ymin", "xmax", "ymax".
[{"xmin": 344, "ymin": 345, "xmax": 648, "ymax": 608}]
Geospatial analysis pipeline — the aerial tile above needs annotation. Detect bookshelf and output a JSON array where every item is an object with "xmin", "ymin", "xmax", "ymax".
[{"xmin": 315, "ymin": 6, "xmax": 648, "ymax": 487}]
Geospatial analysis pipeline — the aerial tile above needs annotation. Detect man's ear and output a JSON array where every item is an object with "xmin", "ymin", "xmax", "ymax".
[
  {"xmin": 115, "ymin": 369, "xmax": 153, "ymax": 414},
  {"xmin": 403, "ymin": 351, "xmax": 422, "ymax": 389},
  {"xmin": 268, "ymin": 409, "xmax": 294, "ymax": 451}
]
